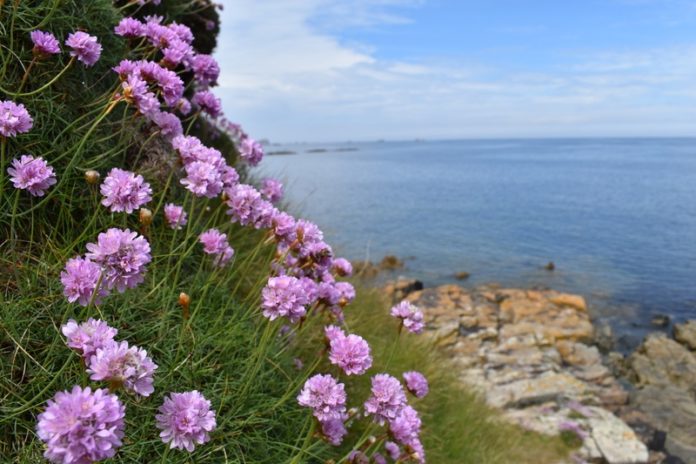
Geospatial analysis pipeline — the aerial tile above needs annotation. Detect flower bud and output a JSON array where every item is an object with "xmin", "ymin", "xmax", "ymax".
[
  {"xmin": 84, "ymin": 170, "xmax": 100, "ymax": 184},
  {"xmin": 367, "ymin": 436, "xmax": 377, "ymax": 445},
  {"xmin": 178, "ymin": 292, "xmax": 191, "ymax": 320},
  {"xmin": 139, "ymin": 208, "xmax": 153, "ymax": 227}
]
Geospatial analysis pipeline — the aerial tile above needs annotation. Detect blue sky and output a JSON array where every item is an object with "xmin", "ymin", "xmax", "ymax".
[{"xmin": 215, "ymin": 0, "xmax": 696, "ymax": 142}]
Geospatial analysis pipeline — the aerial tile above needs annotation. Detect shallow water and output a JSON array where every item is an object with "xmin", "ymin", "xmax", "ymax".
[{"xmin": 260, "ymin": 138, "xmax": 696, "ymax": 348}]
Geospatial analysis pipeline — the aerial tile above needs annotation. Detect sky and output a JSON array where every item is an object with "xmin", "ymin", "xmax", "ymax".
[{"xmin": 214, "ymin": 0, "xmax": 696, "ymax": 142}]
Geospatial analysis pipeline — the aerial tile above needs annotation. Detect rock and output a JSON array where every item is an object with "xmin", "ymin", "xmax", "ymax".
[
  {"xmin": 632, "ymin": 385, "xmax": 696, "ymax": 464},
  {"xmin": 596, "ymin": 323, "xmax": 615, "ymax": 352},
  {"xmin": 674, "ymin": 321, "xmax": 696, "ymax": 351},
  {"xmin": 352, "ymin": 260, "xmax": 380, "ymax": 278},
  {"xmin": 549, "ymin": 293, "xmax": 587, "ymax": 312},
  {"xmin": 545, "ymin": 261, "xmax": 556, "ymax": 271},
  {"xmin": 628, "ymin": 334, "xmax": 696, "ymax": 395},
  {"xmin": 454, "ymin": 271, "xmax": 471, "ymax": 280},
  {"xmin": 383, "ymin": 278, "xmax": 423, "ymax": 302},
  {"xmin": 651, "ymin": 314, "xmax": 671, "ymax": 328},
  {"xmin": 557, "ymin": 341, "xmax": 602, "ymax": 367},
  {"xmin": 486, "ymin": 371, "xmax": 589, "ymax": 408},
  {"xmin": 379, "ymin": 255, "xmax": 404, "ymax": 270},
  {"xmin": 587, "ymin": 407, "xmax": 650, "ymax": 464}
]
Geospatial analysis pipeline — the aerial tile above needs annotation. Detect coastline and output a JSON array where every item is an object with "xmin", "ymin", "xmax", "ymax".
[{"xmin": 378, "ymin": 275, "xmax": 696, "ymax": 463}]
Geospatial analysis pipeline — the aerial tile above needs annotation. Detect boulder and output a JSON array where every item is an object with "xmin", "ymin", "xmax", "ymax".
[
  {"xmin": 455, "ymin": 271, "xmax": 471, "ymax": 280},
  {"xmin": 629, "ymin": 334, "xmax": 696, "ymax": 395},
  {"xmin": 674, "ymin": 321, "xmax": 696, "ymax": 351},
  {"xmin": 632, "ymin": 385, "xmax": 696, "ymax": 464}
]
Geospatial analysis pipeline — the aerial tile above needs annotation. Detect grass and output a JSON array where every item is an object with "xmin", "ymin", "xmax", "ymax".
[{"xmin": 0, "ymin": 1, "xmax": 570, "ymax": 462}]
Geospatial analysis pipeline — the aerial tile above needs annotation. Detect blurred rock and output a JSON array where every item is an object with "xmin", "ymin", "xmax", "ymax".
[
  {"xmin": 454, "ymin": 271, "xmax": 471, "ymax": 280},
  {"xmin": 651, "ymin": 314, "xmax": 671, "ymax": 328},
  {"xmin": 379, "ymin": 255, "xmax": 404, "ymax": 270},
  {"xmin": 674, "ymin": 321, "xmax": 696, "ymax": 351}
]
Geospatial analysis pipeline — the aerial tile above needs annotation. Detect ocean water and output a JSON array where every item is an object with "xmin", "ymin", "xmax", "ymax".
[{"xmin": 259, "ymin": 138, "xmax": 696, "ymax": 348}]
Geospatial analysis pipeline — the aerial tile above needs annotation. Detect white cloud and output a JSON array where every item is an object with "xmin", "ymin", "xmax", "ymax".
[{"xmin": 215, "ymin": 1, "xmax": 696, "ymax": 142}]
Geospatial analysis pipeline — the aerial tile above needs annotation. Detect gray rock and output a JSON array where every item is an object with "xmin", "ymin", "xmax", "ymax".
[
  {"xmin": 632, "ymin": 385, "xmax": 696, "ymax": 464},
  {"xmin": 629, "ymin": 334, "xmax": 696, "ymax": 396},
  {"xmin": 674, "ymin": 321, "xmax": 696, "ymax": 351},
  {"xmin": 588, "ymin": 407, "xmax": 649, "ymax": 464}
]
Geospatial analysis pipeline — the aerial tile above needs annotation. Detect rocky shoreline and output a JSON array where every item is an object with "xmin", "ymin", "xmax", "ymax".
[{"xmin": 383, "ymin": 279, "xmax": 696, "ymax": 464}]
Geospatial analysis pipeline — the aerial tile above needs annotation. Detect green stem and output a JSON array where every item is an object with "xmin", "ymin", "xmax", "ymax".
[
  {"xmin": 3, "ymin": 56, "xmax": 75, "ymax": 97},
  {"xmin": 290, "ymin": 416, "xmax": 316, "ymax": 464},
  {"xmin": 17, "ymin": 57, "xmax": 36, "ymax": 94}
]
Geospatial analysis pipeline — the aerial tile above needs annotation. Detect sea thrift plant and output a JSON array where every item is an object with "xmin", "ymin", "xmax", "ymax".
[
  {"xmin": 199, "ymin": 229, "xmax": 234, "ymax": 267},
  {"xmin": 261, "ymin": 275, "xmax": 310, "ymax": 323},
  {"xmin": 0, "ymin": 100, "xmax": 33, "ymax": 137},
  {"xmin": 260, "ymin": 178, "xmax": 283, "ymax": 203},
  {"xmin": 36, "ymin": 386, "xmax": 125, "ymax": 464},
  {"xmin": 85, "ymin": 228, "xmax": 151, "ymax": 292},
  {"xmin": 65, "ymin": 31, "xmax": 102, "ymax": 66},
  {"xmin": 364, "ymin": 374, "xmax": 407, "ymax": 425},
  {"xmin": 403, "ymin": 371, "xmax": 429, "ymax": 398},
  {"xmin": 156, "ymin": 391, "xmax": 217, "ymax": 452},
  {"xmin": 88, "ymin": 341, "xmax": 158, "ymax": 396},
  {"xmin": 61, "ymin": 318, "xmax": 118, "ymax": 361},
  {"xmin": 164, "ymin": 203, "xmax": 187, "ymax": 229},
  {"xmin": 328, "ymin": 331, "xmax": 372, "ymax": 376},
  {"xmin": 390, "ymin": 300, "xmax": 425, "ymax": 334},
  {"xmin": 100, "ymin": 168, "xmax": 152, "ymax": 213},
  {"xmin": 30, "ymin": 30, "xmax": 61, "ymax": 56},
  {"xmin": 238, "ymin": 137, "xmax": 264, "ymax": 166},
  {"xmin": 7, "ymin": 155, "xmax": 56, "ymax": 196},
  {"xmin": 60, "ymin": 257, "xmax": 107, "ymax": 306},
  {"xmin": 297, "ymin": 374, "xmax": 347, "ymax": 422}
]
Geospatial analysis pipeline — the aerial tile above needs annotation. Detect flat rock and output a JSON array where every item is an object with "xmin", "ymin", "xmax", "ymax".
[
  {"xmin": 588, "ymin": 407, "xmax": 649, "ymax": 464},
  {"xmin": 674, "ymin": 321, "xmax": 696, "ymax": 351},
  {"xmin": 486, "ymin": 371, "xmax": 589, "ymax": 408}
]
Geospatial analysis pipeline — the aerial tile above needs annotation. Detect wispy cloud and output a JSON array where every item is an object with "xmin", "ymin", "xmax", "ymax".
[{"xmin": 215, "ymin": 1, "xmax": 696, "ymax": 142}]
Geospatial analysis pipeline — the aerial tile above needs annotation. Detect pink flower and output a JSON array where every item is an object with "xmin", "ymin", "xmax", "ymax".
[
  {"xmin": 7, "ymin": 155, "xmax": 56, "ymax": 196},
  {"xmin": 30, "ymin": 30, "xmax": 60, "ymax": 56},
  {"xmin": 390, "ymin": 300, "xmax": 425, "ymax": 334},
  {"xmin": 297, "ymin": 374, "xmax": 347, "ymax": 422},
  {"xmin": 164, "ymin": 203, "xmax": 187, "ymax": 229},
  {"xmin": 60, "ymin": 257, "xmax": 108, "ymax": 306},
  {"xmin": 260, "ymin": 178, "xmax": 283, "ymax": 203},
  {"xmin": 88, "ymin": 341, "xmax": 158, "ymax": 397},
  {"xmin": 403, "ymin": 371, "xmax": 429, "ymax": 398},
  {"xmin": 61, "ymin": 318, "xmax": 117, "ymax": 361},
  {"xmin": 65, "ymin": 31, "xmax": 102, "ymax": 66},
  {"xmin": 85, "ymin": 228, "xmax": 151, "ymax": 292},
  {"xmin": 261, "ymin": 276, "xmax": 310, "ymax": 323},
  {"xmin": 199, "ymin": 229, "xmax": 234, "ymax": 267},
  {"xmin": 364, "ymin": 374, "xmax": 407, "ymax": 425},
  {"xmin": 36, "ymin": 386, "xmax": 125, "ymax": 464},
  {"xmin": 156, "ymin": 391, "xmax": 217, "ymax": 452},
  {"xmin": 100, "ymin": 168, "xmax": 152, "ymax": 214},
  {"xmin": 0, "ymin": 100, "xmax": 33, "ymax": 137},
  {"xmin": 328, "ymin": 331, "xmax": 372, "ymax": 376}
]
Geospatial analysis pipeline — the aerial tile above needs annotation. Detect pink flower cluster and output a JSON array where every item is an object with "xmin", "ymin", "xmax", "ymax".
[
  {"xmin": 39, "ymin": 318, "xmax": 217, "ymax": 460},
  {"xmin": 199, "ymin": 228, "xmax": 234, "ymax": 267},
  {"xmin": 62, "ymin": 319, "xmax": 157, "ymax": 397},
  {"xmin": 298, "ymin": 374, "xmax": 348, "ymax": 445},
  {"xmin": 61, "ymin": 228, "xmax": 151, "ymax": 306},
  {"xmin": 7, "ymin": 155, "xmax": 56, "ymax": 197}
]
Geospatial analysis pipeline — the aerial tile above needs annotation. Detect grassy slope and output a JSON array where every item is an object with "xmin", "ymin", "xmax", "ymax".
[{"xmin": 0, "ymin": 1, "xmax": 569, "ymax": 462}]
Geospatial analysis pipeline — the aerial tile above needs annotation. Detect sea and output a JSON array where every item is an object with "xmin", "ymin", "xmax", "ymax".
[{"xmin": 259, "ymin": 138, "xmax": 696, "ymax": 349}]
